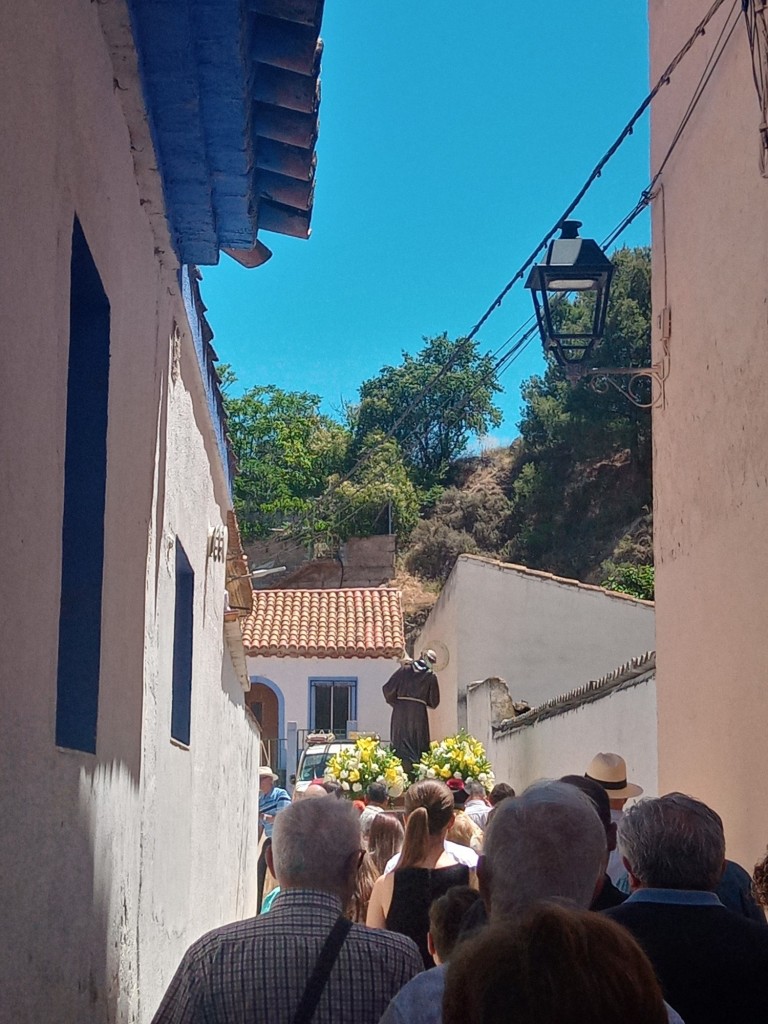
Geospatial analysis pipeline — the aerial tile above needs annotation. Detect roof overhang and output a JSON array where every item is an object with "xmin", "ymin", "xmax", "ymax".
[{"xmin": 124, "ymin": 0, "xmax": 324, "ymax": 265}]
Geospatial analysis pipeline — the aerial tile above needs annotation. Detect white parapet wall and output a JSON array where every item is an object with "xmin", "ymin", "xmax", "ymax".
[
  {"xmin": 419, "ymin": 555, "xmax": 655, "ymax": 742},
  {"xmin": 467, "ymin": 653, "xmax": 658, "ymax": 798}
]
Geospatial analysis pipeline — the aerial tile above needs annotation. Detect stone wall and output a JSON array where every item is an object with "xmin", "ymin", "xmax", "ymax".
[{"xmin": 466, "ymin": 657, "xmax": 658, "ymax": 797}]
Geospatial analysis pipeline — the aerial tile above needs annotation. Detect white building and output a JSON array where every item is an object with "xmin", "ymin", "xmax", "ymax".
[
  {"xmin": 417, "ymin": 554, "xmax": 655, "ymax": 740},
  {"xmin": 466, "ymin": 654, "xmax": 658, "ymax": 797},
  {"xmin": 0, "ymin": 1, "xmax": 325, "ymax": 1020},
  {"xmin": 244, "ymin": 588, "xmax": 407, "ymax": 780}
]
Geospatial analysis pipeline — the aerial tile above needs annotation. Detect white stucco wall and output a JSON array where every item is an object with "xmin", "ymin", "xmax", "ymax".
[
  {"xmin": 467, "ymin": 676, "xmax": 658, "ymax": 798},
  {"xmin": 418, "ymin": 555, "xmax": 655, "ymax": 738},
  {"xmin": 0, "ymin": 4, "xmax": 261, "ymax": 1021},
  {"xmin": 247, "ymin": 655, "xmax": 401, "ymax": 743},
  {"xmin": 136, "ymin": 347, "xmax": 262, "ymax": 1018}
]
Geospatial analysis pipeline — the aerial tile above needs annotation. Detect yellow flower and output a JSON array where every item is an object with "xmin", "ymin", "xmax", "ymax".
[{"xmin": 440, "ymin": 765, "xmax": 451, "ymax": 778}]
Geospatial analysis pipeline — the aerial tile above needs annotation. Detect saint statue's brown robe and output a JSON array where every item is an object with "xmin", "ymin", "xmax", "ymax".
[{"xmin": 383, "ymin": 664, "xmax": 440, "ymax": 774}]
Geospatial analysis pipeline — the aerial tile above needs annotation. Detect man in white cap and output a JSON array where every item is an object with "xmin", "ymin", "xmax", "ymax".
[
  {"xmin": 259, "ymin": 765, "xmax": 291, "ymax": 837},
  {"xmin": 585, "ymin": 752, "xmax": 643, "ymax": 883},
  {"xmin": 257, "ymin": 765, "xmax": 291, "ymax": 910}
]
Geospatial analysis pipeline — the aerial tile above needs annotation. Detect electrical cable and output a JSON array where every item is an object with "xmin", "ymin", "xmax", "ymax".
[
  {"xmin": 293, "ymin": 221, "xmax": 640, "ymax": 544},
  {"xmin": 742, "ymin": 0, "xmax": 768, "ymax": 176},
  {"xmin": 307, "ymin": 0, "xmax": 731, "ymax": 515},
  {"xmin": 274, "ymin": 0, "xmax": 733, "ymax": 545}
]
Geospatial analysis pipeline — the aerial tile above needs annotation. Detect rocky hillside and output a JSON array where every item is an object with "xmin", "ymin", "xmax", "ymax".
[
  {"xmin": 399, "ymin": 247, "xmax": 655, "ymax": 613},
  {"xmin": 398, "ymin": 439, "xmax": 652, "ymax": 631}
]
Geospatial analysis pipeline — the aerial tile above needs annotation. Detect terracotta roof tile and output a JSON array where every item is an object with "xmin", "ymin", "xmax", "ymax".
[{"xmin": 243, "ymin": 587, "xmax": 406, "ymax": 659}]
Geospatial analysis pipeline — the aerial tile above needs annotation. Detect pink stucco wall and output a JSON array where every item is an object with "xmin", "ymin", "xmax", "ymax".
[{"xmin": 650, "ymin": 0, "xmax": 768, "ymax": 868}]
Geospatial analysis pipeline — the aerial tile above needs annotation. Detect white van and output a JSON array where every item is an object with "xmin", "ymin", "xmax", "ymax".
[
  {"xmin": 291, "ymin": 731, "xmax": 381, "ymax": 798},
  {"xmin": 292, "ymin": 734, "xmax": 355, "ymax": 797}
]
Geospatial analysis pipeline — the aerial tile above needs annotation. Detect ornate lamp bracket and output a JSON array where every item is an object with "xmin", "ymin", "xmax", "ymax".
[{"xmin": 567, "ymin": 337, "xmax": 670, "ymax": 411}]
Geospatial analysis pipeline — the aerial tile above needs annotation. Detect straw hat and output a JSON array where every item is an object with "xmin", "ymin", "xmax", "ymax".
[
  {"xmin": 258, "ymin": 766, "xmax": 278, "ymax": 781},
  {"xmin": 584, "ymin": 752, "xmax": 643, "ymax": 800}
]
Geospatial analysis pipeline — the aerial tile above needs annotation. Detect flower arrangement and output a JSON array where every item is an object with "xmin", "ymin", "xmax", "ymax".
[
  {"xmin": 414, "ymin": 730, "xmax": 495, "ymax": 791},
  {"xmin": 325, "ymin": 736, "xmax": 408, "ymax": 798}
]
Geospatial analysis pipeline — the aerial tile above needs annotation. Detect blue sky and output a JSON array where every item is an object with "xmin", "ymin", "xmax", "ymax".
[{"xmin": 201, "ymin": 1, "xmax": 650, "ymax": 441}]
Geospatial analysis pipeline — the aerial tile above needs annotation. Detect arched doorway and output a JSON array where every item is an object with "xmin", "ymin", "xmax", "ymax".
[
  {"xmin": 246, "ymin": 676, "xmax": 286, "ymax": 776},
  {"xmin": 246, "ymin": 682, "xmax": 279, "ymax": 740}
]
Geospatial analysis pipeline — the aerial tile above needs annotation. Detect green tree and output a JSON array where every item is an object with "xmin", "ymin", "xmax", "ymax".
[
  {"xmin": 505, "ymin": 246, "xmax": 653, "ymax": 576},
  {"xmin": 323, "ymin": 434, "xmax": 420, "ymax": 542},
  {"xmin": 223, "ymin": 378, "xmax": 349, "ymax": 539},
  {"xmin": 600, "ymin": 562, "xmax": 655, "ymax": 601},
  {"xmin": 353, "ymin": 334, "xmax": 503, "ymax": 485},
  {"xmin": 519, "ymin": 246, "xmax": 652, "ymax": 466}
]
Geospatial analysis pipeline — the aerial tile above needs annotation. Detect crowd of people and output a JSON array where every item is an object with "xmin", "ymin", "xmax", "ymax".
[{"xmin": 152, "ymin": 752, "xmax": 768, "ymax": 1024}]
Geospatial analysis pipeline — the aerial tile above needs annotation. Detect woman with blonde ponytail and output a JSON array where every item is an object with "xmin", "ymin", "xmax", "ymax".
[{"xmin": 366, "ymin": 781, "xmax": 476, "ymax": 967}]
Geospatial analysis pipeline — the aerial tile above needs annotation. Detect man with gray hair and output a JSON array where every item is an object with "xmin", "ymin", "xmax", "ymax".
[
  {"xmin": 378, "ymin": 781, "xmax": 608, "ymax": 1024},
  {"xmin": 477, "ymin": 779, "xmax": 607, "ymax": 919},
  {"xmin": 463, "ymin": 780, "xmax": 490, "ymax": 830},
  {"xmin": 152, "ymin": 798, "xmax": 422, "ymax": 1024},
  {"xmin": 605, "ymin": 793, "xmax": 768, "ymax": 1024}
]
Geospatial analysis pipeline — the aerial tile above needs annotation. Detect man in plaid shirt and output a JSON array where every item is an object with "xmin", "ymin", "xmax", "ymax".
[{"xmin": 152, "ymin": 798, "xmax": 422, "ymax": 1024}]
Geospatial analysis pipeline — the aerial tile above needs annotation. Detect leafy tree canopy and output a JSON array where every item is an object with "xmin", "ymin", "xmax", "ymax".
[
  {"xmin": 600, "ymin": 562, "xmax": 654, "ymax": 601},
  {"xmin": 323, "ymin": 434, "xmax": 420, "ymax": 543},
  {"xmin": 496, "ymin": 246, "xmax": 653, "ymax": 577},
  {"xmin": 353, "ymin": 333, "xmax": 503, "ymax": 485},
  {"xmin": 519, "ymin": 246, "xmax": 652, "ymax": 466},
  {"xmin": 222, "ymin": 374, "xmax": 349, "ymax": 539}
]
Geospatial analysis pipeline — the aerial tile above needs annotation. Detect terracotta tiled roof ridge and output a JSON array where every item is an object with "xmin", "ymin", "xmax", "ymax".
[{"xmin": 243, "ymin": 587, "xmax": 406, "ymax": 659}]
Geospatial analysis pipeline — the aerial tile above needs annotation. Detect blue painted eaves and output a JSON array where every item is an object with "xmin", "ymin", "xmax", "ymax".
[{"xmin": 125, "ymin": 0, "xmax": 324, "ymax": 266}]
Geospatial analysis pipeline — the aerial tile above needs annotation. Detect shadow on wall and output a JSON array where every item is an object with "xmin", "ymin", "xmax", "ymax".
[{"xmin": 0, "ymin": 753, "xmax": 140, "ymax": 1024}]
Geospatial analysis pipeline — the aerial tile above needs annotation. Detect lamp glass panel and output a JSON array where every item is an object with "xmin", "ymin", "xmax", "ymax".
[{"xmin": 546, "ymin": 278, "xmax": 599, "ymax": 291}]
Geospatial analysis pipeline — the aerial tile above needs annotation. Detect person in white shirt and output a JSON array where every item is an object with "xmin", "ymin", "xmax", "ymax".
[
  {"xmin": 359, "ymin": 781, "xmax": 388, "ymax": 843},
  {"xmin": 463, "ymin": 780, "xmax": 491, "ymax": 830},
  {"xmin": 584, "ymin": 752, "xmax": 643, "ymax": 884}
]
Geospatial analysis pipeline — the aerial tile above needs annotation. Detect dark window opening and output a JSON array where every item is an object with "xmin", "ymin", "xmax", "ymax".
[
  {"xmin": 310, "ymin": 679, "xmax": 357, "ymax": 736},
  {"xmin": 55, "ymin": 219, "xmax": 110, "ymax": 753},
  {"xmin": 171, "ymin": 540, "xmax": 194, "ymax": 745}
]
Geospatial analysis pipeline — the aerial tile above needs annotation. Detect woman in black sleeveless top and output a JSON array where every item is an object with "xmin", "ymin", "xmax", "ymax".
[{"xmin": 367, "ymin": 780, "xmax": 475, "ymax": 968}]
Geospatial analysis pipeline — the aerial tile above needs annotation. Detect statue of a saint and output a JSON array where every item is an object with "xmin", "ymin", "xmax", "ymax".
[{"xmin": 383, "ymin": 650, "xmax": 440, "ymax": 774}]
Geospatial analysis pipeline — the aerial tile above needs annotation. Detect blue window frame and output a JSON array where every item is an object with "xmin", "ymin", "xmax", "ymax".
[
  {"xmin": 55, "ymin": 219, "xmax": 110, "ymax": 753},
  {"xmin": 171, "ymin": 540, "xmax": 194, "ymax": 745},
  {"xmin": 309, "ymin": 678, "xmax": 357, "ymax": 736}
]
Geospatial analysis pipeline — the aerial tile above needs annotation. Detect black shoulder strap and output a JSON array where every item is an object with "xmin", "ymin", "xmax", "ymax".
[{"xmin": 291, "ymin": 916, "xmax": 353, "ymax": 1024}]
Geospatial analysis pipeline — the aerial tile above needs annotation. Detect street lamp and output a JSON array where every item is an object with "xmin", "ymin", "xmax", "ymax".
[
  {"xmin": 524, "ymin": 220, "xmax": 667, "ymax": 409},
  {"xmin": 524, "ymin": 220, "xmax": 614, "ymax": 374}
]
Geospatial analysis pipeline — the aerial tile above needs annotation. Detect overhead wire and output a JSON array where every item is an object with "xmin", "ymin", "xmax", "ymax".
[
  {"xmin": 278, "ymin": 0, "xmax": 735, "ymax": 545},
  {"xmin": 741, "ymin": 0, "xmax": 768, "ymax": 176},
  {"xmin": 301, "ymin": 218, "xmax": 646, "ymax": 543}
]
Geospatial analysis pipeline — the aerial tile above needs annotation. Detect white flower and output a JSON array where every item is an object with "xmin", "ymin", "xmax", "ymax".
[
  {"xmin": 352, "ymin": 782, "xmax": 362, "ymax": 792},
  {"xmin": 454, "ymin": 771, "xmax": 462, "ymax": 779},
  {"xmin": 371, "ymin": 764, "xmax": 379, "ymax": 773},
  {"xmin": 426, "ymin": 768, "xmax": 436, "ymax": 779},
  {"xmin": 466, "ymin": 776, "xmax": 474, "ymax": 783},
  {"xmin": 388, "ymin": 780, "xmax": 404, "ymax": 798},
  {"xmin": 341, "ymin": 781, "xmax": 350, "ymax": 791},
  {"xmin": 340, "ymin": 770, "xmax": 348, "ymax": 779},
  {"xmin": 478, "ymin": 773, "xmax": 487, "ymax": 782},
  {"xmin": 377, "ymin": 775, "xmax": 385, "ymax": 783}
]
